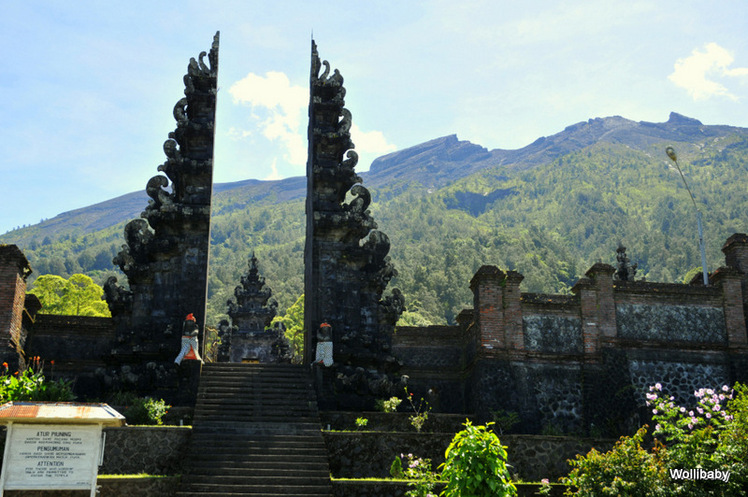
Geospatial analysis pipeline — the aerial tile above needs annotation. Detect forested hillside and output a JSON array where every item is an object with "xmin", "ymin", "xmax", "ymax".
[{"xmin": 3, "ymin": 114, "xmax": 748, "ymax": 326}]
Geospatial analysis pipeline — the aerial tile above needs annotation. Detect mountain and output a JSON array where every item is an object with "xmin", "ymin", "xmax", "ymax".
[{"xmin": 3, "ymin": 113, "xmax": 748, "ymax": 326}]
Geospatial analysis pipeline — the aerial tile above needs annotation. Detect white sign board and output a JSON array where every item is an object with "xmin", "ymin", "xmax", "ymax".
[{"xmin": 1, "ymin": 424, "xmax": 103, "ymax": 492}]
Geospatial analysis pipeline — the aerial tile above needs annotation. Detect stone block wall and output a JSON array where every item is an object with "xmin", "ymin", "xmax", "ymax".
[
  {"xmin": 24, "ymin": 314, "xmax": 116, "ymax": 400},
  {"xmin": 0, "ymin": 426, "xmax": 189, "ymax": 476},
  {"xmin": 392, "ymin": 326, "xmax": 468, "ymax": 413},
  {"xmin": 323, "ymin": 430, "xmax": 615, "ymax": 481}
]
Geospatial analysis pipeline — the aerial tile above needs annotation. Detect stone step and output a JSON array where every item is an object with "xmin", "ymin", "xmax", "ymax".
[
  {"xmin": 176, "ymin": 493, "xmax": 331, "ymax": 497},
  {"xmin": 184, "ymin": 459, "xmax": 330, "ymax": 472},
  {"xmin": 179, "ymin": 364, "xmax": 331, "ymax": 497},
  {"xmin": 180, "ymin": 483, "xmax": 331, "ymax": 495},
  {"xmin": 186, "ymin": 447, "xmax": 327, "ymax": 457},
  {"xmin": 182, "ymin": 474, "xmax": 330, "ymax": 485},
  {"xmin": 182, "ymin": 464, "xmax": 329, "ymax": 479},
  {"xmin": 189, "ymin": 422, "xmax": 323, "ymax": 435},
  {"xmin": 186, "ymin": 440, "xmax": 326, "ymax": 451}
]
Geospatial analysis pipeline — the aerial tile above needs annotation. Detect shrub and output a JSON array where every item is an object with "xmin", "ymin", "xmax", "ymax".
[
  {"xmin": 355, "ymin": 417, "xmax": 369, "ymax": 430},
  {"xmin": 391, "ymin": 453, "xmax": 440, "ymax": 497},
  {"xmin": 0, "ymin": 360, "xmax": 75, "ymax": 402},
  {"xmin": 123, "ymin": 397, "xmax": 170, "ymax": 426},
  {"xmin": 439, "ymin": 421, "xmax": 516, "ymax": 497},
  {"xmin": 563, "ymin": 426, "xmax": 667, "ymax": 496},
  {"xmin": 561, "ymin": 383, "xmax": 748, "ymax": 496},
  {"xmin": 376, "ymin": 396, "xmax": 403, "ymax": 412}
]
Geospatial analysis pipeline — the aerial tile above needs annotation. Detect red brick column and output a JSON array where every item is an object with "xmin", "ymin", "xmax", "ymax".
[
  {"xmin": 722, "ymin": 233, "xmax": 748, "ymax": 273},
  {"xmin": 573, "ymin": 278, "xmax": 598, "ymax": 355},
  {"xmin": 588, "ymin": 263, "xmax": 617, "ymax": 339},
  {"xmin": 573, "ymin": 263, "xmax": 615, "ymax": 357},
  {"xmin": 0, "ymin": 245, "xmax": 32, "ymax": 364},
  {"xmin": 504, "ymin": 271, "xmax": 525, "ymax": 350},
  {"xmin": 470, "ymin": 266, "xmax": 505, "ymax": 350},
  {"xmin": 711, "ymin": 267, "xmax": 747, "ymax": 348}
]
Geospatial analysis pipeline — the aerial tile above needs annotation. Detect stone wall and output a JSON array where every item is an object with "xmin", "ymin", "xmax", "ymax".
[
  {"xmin": 23, "ymin": 314, "xmax": 116, "ymax": 400},
  {"xmin": 392, "ymin": 326, "xmax": 467, "ymax": 413},
  {"xmin": 523, "ymin": 314, "xmax": 582, "ymax": 353},
  {"xmin": 324, "ymin": 430, "xmax": 614, "ymax": 481},
  {"xmin": 616, "ymin": 303, "xmax": 726, "ymax": 342},
  {"xmin": 0, "ymin": 426, "xmax": 188, "ymax": 496},
  {"xmin": 0, "ymin": 426, "xmax": 189, "ymax": 475},
  {"xmin": 3, "ymin": 476, "xmax": 180, "ymax": 497}
]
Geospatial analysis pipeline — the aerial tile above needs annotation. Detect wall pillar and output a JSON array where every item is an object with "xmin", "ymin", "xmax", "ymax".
[
  {"xmin": 470, "ymin": 266, "xmax": 505, "ymax": 350},
  {"xmin": 722, "ymin": 233, "xmax": 748, "ymax": 328},
  {"xmin": 711, "ymin": 267, "xmax": 747, "ymax": 348},
  {"xmin": 0, "ymin": 245, "xmax": 32, "ymax": 368},
  {"xmin": 503, "ymin": 271, "xmax": 525, "ymax": 351},
  {"xmin": 572, "ymin": 263, "xmax": 615, "ymax": 357}
]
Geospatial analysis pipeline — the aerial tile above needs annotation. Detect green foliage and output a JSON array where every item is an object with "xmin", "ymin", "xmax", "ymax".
[
  {"xmin": 562, "ymin": 384, "xmax": 748, "ymax": 496},
  {"xmin": 7, "ymin": 135, "xmax": 748, "ymax": 327},
  {"xmin": 391, "ymin": 453, "xmax": 440, "ymax": 497},
  {"xmin": 121, "ymin": 397, "xmax": 171, "ymax": 426},
  {"xmin": 270, "ymin": 294, "xmax": 304, "ymax": 363},
  {"xmin": 390, "ymin": 455, "xmax": 404, "ymax": 479},
  {"xmin": 490, "ymin": 408, "xmax": 520, "ymax": 435},
  {"xmin": 28, "ymin": 273, "xmax": 111, "ymax": 317},
  {"xmin": 376, "ymin": 396, "xmax": 403, "ymax": 413},
  {"xmin": 355, "ymin": 417, "xmax": 369, "ymax": 430},
  {"xmin": 563, "ymin": 426, "xmax": 667, "ymax": 496},
  {"xmin": 0, "ymin": 360, "xmax": 75, "ymax": 402},
  {"xmin": 439, "ymin": 421, "xmax": 516, "ymax": 497}
]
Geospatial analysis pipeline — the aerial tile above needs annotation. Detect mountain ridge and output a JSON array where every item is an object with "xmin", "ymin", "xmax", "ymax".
[{"xmin": 4, "ymin": 112, "xmax": 740, "ymax": 246}]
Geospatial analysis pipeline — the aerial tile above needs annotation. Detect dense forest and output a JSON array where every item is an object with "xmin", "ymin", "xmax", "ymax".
[{"xmin": 3, "ymin": 116, "xmax": 748, "ymax": 327}]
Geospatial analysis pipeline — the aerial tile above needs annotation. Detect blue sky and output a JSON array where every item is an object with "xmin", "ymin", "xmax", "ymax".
[{"xmin": 2, "ymin": 1, "xmax": 747, "ymax": 235}]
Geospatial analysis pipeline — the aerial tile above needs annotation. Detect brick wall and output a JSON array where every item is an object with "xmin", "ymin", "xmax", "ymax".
[{"xmin": 0, "ymin": 245, "xmax": 31, "ymax": 369}]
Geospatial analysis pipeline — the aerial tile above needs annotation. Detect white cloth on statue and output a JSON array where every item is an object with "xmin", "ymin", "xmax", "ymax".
[
  {"xmin": 174, "ymin": 336, "xmax": 202, "ymax": 364},
  {"xmin": 315, "ymin": 341, "xmax": 333, "ymax": 367}
]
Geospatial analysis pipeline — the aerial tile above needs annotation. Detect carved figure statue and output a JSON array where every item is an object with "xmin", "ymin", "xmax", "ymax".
[
  {"xmin": 315, "ymin": 322, "xmax": 334, "ymax": 367},
  {"xmin": 174, "ymin": 313, "xmax": 202, "ymax": 365},
  {"xmin": 614, "ymin": 243, "xmax": 638, "ymax": 281}
]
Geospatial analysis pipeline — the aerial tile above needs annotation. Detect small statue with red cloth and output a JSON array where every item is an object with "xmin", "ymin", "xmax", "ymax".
[{"xmin": 174, "ymin": 313, "xmax": 203, "ymax": 364}]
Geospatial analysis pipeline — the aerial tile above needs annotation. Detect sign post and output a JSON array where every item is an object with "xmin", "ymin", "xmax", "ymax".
[{"xmin": 0, "ymin": 403, "xmax": 124, "ymax": 496}]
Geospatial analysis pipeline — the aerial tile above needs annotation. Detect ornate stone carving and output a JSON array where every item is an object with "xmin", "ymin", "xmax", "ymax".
[
  {"xmin": 614, "ymin": 243, "xmax": 638, "ymax": 281},
  {"xmin": 226, "ymin": 253, "xmax": 287, "ymax": 363},
  {"xmin": 104, "ymin": 33, "xmax": 219, "ymax": 392},
  {"xmin": 304, "ymin": 41, "xmax": 404, "ymax": 407}
]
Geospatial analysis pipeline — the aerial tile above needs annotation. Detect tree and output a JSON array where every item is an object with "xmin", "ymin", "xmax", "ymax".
[
  {"xmin": 29, "ymin": 274, "xmax": 111, "ymax": 317},
  {"xmin": 271, "ymin": 294, "xmax": 304, "ymax": 362}
]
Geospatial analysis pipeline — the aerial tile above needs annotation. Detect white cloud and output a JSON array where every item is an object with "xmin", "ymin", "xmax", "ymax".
[
  {"xmin": 229, "ymin": 71, "xmax": 308, "ymax": 166},
  {"xmin": 229, "ymin": 71, "xmax": 397, "ymax": 174},
  {"xmin": 263, "ymin": 158, "xmax": 282, "ymax": 181},
  {"xmin": 350, "ymin": 123, "xmax": 397, "ymax": 156},
  {"xmin": 669, "ymin": 43, "xmax": 748, "ymax": 101}
]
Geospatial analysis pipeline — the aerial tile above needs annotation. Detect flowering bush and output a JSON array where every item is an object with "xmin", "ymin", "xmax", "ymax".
[
  {"xmin": 390, "ymin": 453, "xmax": 439, "ymax": 497},
  {"xmin": 0, "ymin": 358, "xmax": 75, "ymax": 403},
  {"xmin": 439, "ymin": 421, "xmax": 517, "ymax": 497},
  {"xmin": 562, "ymin": 383, "xmax": 748, "ymax": 496},
  {"xmin": 404, "ymin": 387, "xmax": 430, "ymax": 432},
  {"xmin": 376, "ymin": 396, "xmax": 403, "ymax": 413}
]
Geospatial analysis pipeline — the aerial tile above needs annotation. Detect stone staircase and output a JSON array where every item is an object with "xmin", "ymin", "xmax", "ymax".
[{"xmin": 176, "ymin": 363, "xmax": 332, "ymax": 497}]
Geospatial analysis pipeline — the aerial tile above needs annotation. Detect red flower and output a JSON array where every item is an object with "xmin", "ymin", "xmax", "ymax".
[{"xmin": 2, "ymin": 362, "xmax": 7, "ymax": 369}]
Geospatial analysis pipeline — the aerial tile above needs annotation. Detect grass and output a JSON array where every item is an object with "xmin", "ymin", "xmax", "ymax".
[{"xmin": 97, "ymin": 474, "xmax": 179, "ymax": 479}]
